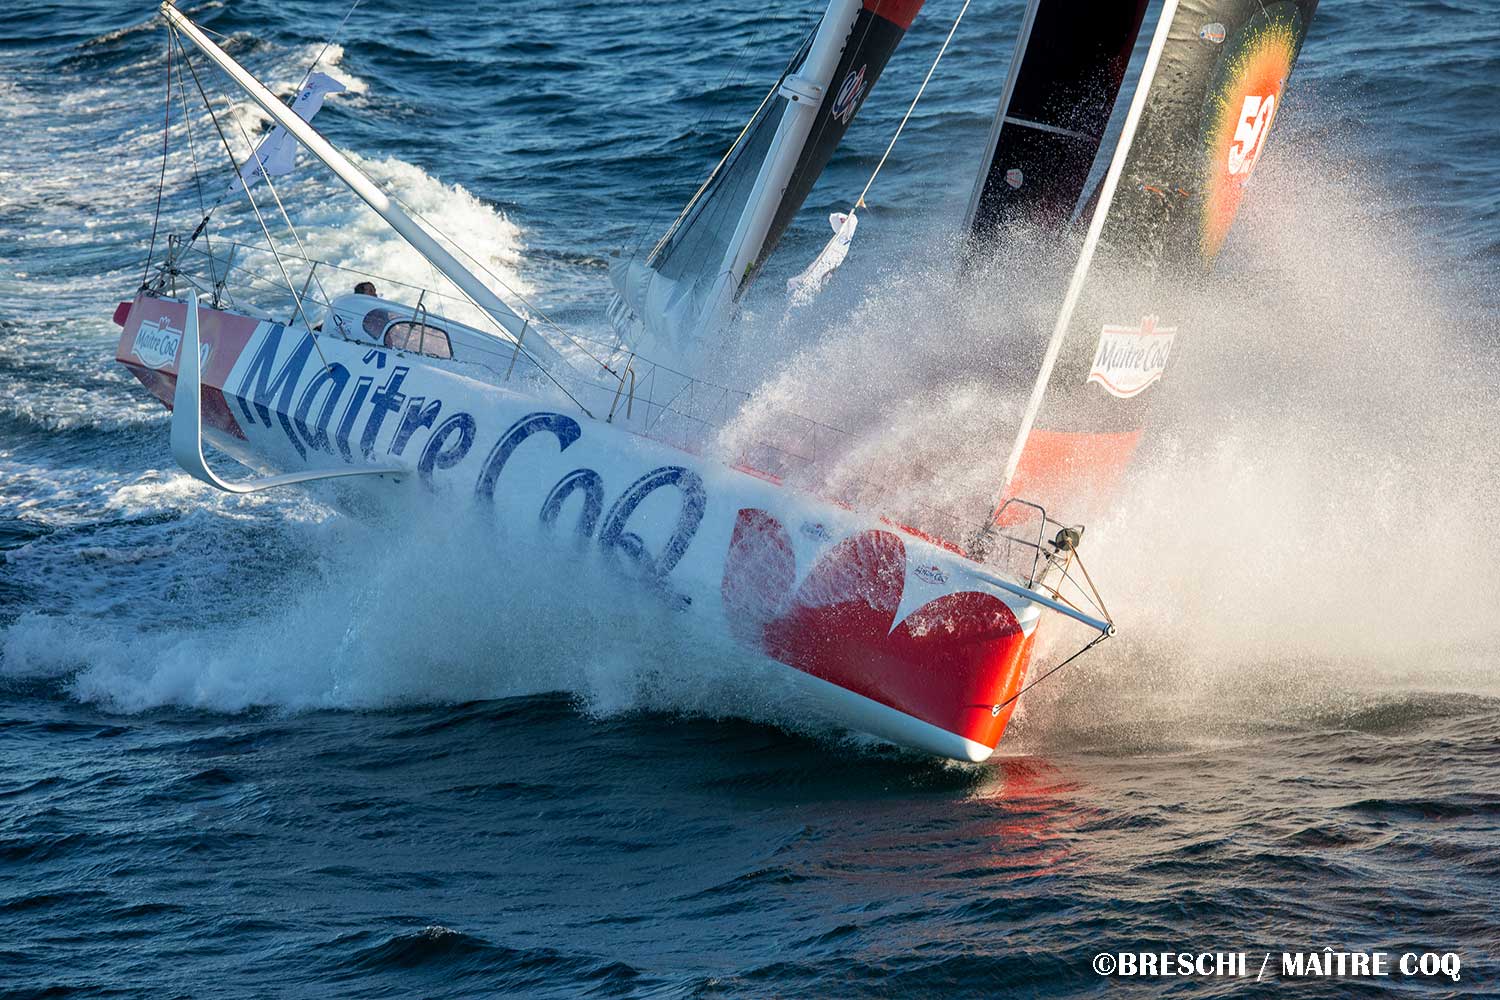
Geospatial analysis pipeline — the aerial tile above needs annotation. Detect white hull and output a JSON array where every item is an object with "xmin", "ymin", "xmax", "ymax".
[{"xmin": 117, "ymin": 293, "xmax": 1058, "ymax": 759}]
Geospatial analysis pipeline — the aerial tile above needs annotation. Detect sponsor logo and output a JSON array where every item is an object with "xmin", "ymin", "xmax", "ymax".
[
  {"xmin": 1087, "ymin": 315, "xmax": 1177, "ymax": 399},
  {"xmin": 1227, "ymin": 93, "xmax": 1277, "ymax": 176},
  {"xmin": 800, "ymin": 521, "xmax": 832, "ymax": 542},
  {"xmin": 913, "ymin": 564, "xmax": 948, "ymax": 586},
  {"xmin": 132, "ymin": 316, "xmax": 186, "ymax": 370},
  {"xmin": 1198, "ymin": 22, "xmax": 1227, "ymax": 44},
  {"xmin": 1004, "ymin": 167, "xmax": 1024, "ymax": 189},
  {"xmin": 830, "ymin": 65, "xmax": 867, "ymax": 124}
]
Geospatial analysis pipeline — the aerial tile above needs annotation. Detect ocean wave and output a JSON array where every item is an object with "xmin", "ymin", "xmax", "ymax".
[{"xmin": 0, "ymin": 401, "xmax": 164, "ymax": 436}]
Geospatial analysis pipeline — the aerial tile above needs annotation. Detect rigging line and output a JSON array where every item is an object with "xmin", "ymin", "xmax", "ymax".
[
  {"xmin": 186, "ymin": 222, "xmax": 884, "ymax": 501},
  {"xmin": 177, "ymin": 245, "xmax": 341, "ymax": 317},
  {"xmin": 646, "ymin": 73, "xmax": 783, "ymax": 266},
  {"xmin": 1070, "ymin": 547, "xmax": 1113, "ymax": 625},
  {"xmin": 629, "ymin": 18, "xmax": 773, "ymax": 260},
  {"xmin": 988, "ymin": 627, "xmax": 1113, "ymax": 719},
  {"xmin": 171, "ymin": 40, "xmax": 223, "ymax": 299},
  {"xmin": 200, "ymin": 233, "xmax": 720, "ymax": 377},
  {"xmin": 176, "ymin": 242, "xmax": 352, "ymax": 316},
  {"xmin": 296, "ymin": 0, "xmax": 362, "ymax": 94},
  {"xmin": 142, "ymin": 29, "xmax": 174, "ymax": 289},
  {"xmin": 179, "ymin": 1, "xmax": 361, "ymax": 253},
  {"xmin": 175, "ymin": 15, "xmax": 243, "ymax": 246},
  {"xmin": 207, "ymin": 67, "xmax": 341, "ymax": 330},
  {"xmin": 185, "ymin": 235, "xmax": 612, "ymax": 363},
  {"xmin": 261, "ymin": 0, "xmax": 363, "ymax": 311},
  {"xmin": 1041, "ymin": 564, "xmax": 1107, "ymax": 622},
  {"xmin": 170, "ymin": 63, "xmax": 599, "ymax": 420},
  {"xmin": 646, "ymin": 23, "xmax": 815, "ymax": 265},
  {"xmin": 288, "ymin": 176, "xmax": 597, "ymax": 414},
  {"xmin": 193, "ymin": 21, "xmax": 236, "ymax": 43},
  {"xmin": 382, "ymin": 194, "xmax": 584, "ymax": 362},
  {"xmin": 385, "ymin": 188, "xmax": 619, "ymax": 374},
  {"xmin": 172, "ymin": 29, "xmax": 333, "ymax": 373},
  {"xmin": 853, "ymin": 0, "xmax": 975, "ymax": 211},
  {"xmin": 188, "ymin": 237, "xmax": 449, "ymax": 298}
]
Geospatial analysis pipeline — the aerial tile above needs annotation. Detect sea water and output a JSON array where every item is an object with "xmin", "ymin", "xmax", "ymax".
[{"xmin": 1, "ymin": 1, "xmax": 1497, "ymax": 996}]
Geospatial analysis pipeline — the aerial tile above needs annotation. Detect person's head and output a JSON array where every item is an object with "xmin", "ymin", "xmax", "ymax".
[{"xmin": 354, "ymin": 281, "xmax": 378, "ymax": 297}]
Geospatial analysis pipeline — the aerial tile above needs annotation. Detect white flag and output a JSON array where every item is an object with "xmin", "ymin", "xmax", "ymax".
[
  {"xmin": 786, "ymin": 211, "xmax": 858, "ymax": 306},
  {"xmin": 227, "ymin": 71, "xmax": 345, "ymax": 198}
]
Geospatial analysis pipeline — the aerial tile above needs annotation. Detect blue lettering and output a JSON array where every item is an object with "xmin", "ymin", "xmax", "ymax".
[
  {"xmin": 598, "ymin": 466, "xmax": 705, "ymax": 581},
  {"xmin": 474, "ymin": 412, "xmax": 582, "ymax": 504},
  {"xmin": 390, "ymin": 397, "xmax": 441, "ymax": 456},
  {"xmin": 360, "ymin": 366, "xmax": 409, "ymax": 459},
  {"xmin": 293, "ymin": 363, "xmax": 348, "ymax": 453},
  {"xmin": 539, "ymin": 469, "xmax": 604, "ymax": 542},
  {"xmin": 335, "ymin": 376, "xmax": 374, "ymax": 463},
  {"xmin": 234, "ymin": 324, "xmax": 315, "ymax": 458},
  {"xmin": 418, "ymin": 413, "xmax": 476, "ymax": 488}
]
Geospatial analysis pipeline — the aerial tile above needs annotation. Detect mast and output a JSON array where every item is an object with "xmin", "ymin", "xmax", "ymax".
[
  {"xmin": 160, "ymin": 3, "xmax": 559, "ymax": 367},
  {"xmin": 702, "ymin": 0, "xmax": 863, "ymax": 329},
  {"xmin": 986, "ymin": 1, "xmax": 1178, "ymax": 514}
]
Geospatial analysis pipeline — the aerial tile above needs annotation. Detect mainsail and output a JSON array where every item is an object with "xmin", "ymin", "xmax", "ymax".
[
  {"xmin": 758, "ymin": 0, "xmax": 925, "ymax": 274},
  {"xmin": 609, "ymin": 0, "xmax": 926, "ymax": 366},
  {"xmin": 986, "ymin": 0, "xmax": 1320, "ymax": 524}
]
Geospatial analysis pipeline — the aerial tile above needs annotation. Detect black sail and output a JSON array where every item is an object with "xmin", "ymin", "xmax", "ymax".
[
  {"xmin": 966, "ymin": 0, "xmax": 1150, "ymax": 239},
  {"xmin": 994, "ymin": 0, "xmax": 1320, "ymax": 522}
]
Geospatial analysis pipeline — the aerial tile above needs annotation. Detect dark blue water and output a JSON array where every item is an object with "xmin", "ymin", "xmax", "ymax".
[{"xmin": 2, "ymin": 1, "xmax": 1499, "ymax": 996}]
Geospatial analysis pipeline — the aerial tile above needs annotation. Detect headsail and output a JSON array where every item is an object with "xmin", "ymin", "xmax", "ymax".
[
  {"xmin": 609, "ymin": 0, "xmax": 926, "ymax": 367},
  {"xmin": 987, "ymin": 0, "xmax": 1320, "ymax": 525}
]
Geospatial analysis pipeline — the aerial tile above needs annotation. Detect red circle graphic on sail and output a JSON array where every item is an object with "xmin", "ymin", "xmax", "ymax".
[{"xmin": 1200, "ymin": 10, "xmax": 1301, "ymax": 259}]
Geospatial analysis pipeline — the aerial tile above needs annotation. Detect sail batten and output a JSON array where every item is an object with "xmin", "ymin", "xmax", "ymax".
[{"xmin": 966, "ymin": 0, "xmax": 1149, "ymax": 237}]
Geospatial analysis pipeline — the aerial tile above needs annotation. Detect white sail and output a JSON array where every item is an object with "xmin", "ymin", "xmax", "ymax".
[
  {"xmin": 224, "ymin": 71, "xmax": 344, "ymax": 199},
  {"xmin": 608, "ymin": 0, "xmax": 860, "ymax": 368},
  {"xmin": 786, "ymin": 211, "xmax": 857, "ymax": 305}
]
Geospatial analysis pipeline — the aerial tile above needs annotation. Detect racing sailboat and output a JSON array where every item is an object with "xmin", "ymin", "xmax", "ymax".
[{"xmin": 114, "ymin": 0, "xmax": 1317, "ymax": 761}]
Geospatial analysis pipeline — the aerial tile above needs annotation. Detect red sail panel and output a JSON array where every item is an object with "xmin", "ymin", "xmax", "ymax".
[{"xmin": 998, "ymin": 0, "xmax": 1320, "ymax": 522}]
